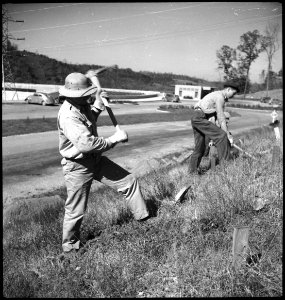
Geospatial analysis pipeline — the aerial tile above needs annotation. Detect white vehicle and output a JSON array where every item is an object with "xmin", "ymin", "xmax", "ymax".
[{"xmin": 25, "ymin": 92, "xmax": 59, "ymax": 106}]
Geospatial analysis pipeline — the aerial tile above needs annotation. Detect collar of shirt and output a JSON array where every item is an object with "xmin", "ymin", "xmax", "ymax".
[{"xmin": 65, "ymin": 101, "xmax": 89, "ymax": 115}]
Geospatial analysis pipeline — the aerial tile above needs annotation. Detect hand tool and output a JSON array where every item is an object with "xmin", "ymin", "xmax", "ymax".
[
  {"xmin": 175, "ymin": 184, "xmax": 192, "ymax": 203},
  {"xmin": 87, "ymin": 67, "xmax": 128, "ymax": 142},
  {"xmin": 232, "ymin": 143, "xmax": 257, "ymax": 160},
  {"xmin": 100, "ymin": 96, "xmax": 122, "ymax": 132},
  {"xmin": 89, "ymin": 64, "xmax": 117, "ymax": 76}
]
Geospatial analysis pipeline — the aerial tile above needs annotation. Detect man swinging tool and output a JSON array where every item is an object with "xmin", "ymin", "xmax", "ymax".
[
  {"xmin": 188, "ymin": 82, "xmax": 239, "ymax": 174},
  {"xmin": 57, "ymin": 70, "xmax": 150, "ymax": 257}
]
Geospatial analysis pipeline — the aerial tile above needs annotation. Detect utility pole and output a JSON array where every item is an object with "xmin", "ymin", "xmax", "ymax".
[{"xmin": 2, "ymin": 5, "xmax": 25, "ymax": 101}]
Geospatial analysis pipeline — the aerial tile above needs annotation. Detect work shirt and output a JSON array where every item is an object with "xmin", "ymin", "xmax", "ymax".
[
  {"xmin": 194, "ymin": 90, "xmax": 228, "ymax": 132},
  {"xmin": 57, "ymin": 101, "xmax": 113, "ymax": 160}
]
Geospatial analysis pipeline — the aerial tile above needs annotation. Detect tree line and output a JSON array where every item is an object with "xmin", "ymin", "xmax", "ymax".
[{"xmin": 216, "ymin": 22, "xmax": 282, "ymax": 97}]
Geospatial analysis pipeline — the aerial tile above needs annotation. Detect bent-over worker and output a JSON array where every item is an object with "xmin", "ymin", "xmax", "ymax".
[{"xmin": 189, "ymin": 83, "xmax": 239, "ymax": 174}]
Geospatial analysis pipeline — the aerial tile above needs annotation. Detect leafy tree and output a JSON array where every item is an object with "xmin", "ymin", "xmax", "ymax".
[
  {"xmin": 216, "ymin": 45, "xmax": 247, "ymax": 93},
  {"xmin": 237, "ymin": 30, "xmax": 264, "ymax": 98},
  {"xmin": 260, "ymin": 22, "xmax": 281, "ymax": 96},
  {"xmin": 216, "ymin": 45, "xmax": 238, "ymax": 80}
]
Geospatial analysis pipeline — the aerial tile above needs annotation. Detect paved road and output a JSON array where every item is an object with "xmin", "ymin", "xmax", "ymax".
[
  {"xmin": 2, "ymin": 101, "xmax": 168, "ymax": 120},
  {"xmin": 2, "ymin": 105, "xmax": 277, "ymax": 207},
  {"xmin": 2, "ymin": 98, "xmax": 274, "ymax": 120}
]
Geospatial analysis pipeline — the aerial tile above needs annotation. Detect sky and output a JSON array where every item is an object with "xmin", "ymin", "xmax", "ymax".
[{"xmin": 5, "ymin": 2, "xmax": 282, "ymax": 84}]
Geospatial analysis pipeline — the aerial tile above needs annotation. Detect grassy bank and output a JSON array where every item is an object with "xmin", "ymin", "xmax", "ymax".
[{"xmin": 3, "ymin": 124, "xmax": 283, "ymax": 297}]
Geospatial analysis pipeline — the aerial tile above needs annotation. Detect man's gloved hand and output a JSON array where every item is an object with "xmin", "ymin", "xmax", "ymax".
[
  {"xmin": 85, "ymin": 69, "xmax": 98, "ymax": 79},
  {"xmin": 100, "ymin": 90, "xmax": 109, "ymax": 100},
  {"xmin": 92, "ymin": 90, "xmax": 109, "ymax": 111},
  {"xmin": 107, "ymin": 128, "xmax": 128, "ymax": 145},
  {"xmin": 93, "ymin": 97, "xmax": 105, "ymax": 111},
  {"xmin": 227, "ymin": 132, "xmax": 233, "ymax": 146}
]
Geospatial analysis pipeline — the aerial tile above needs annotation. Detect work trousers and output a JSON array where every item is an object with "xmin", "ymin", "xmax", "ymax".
[
  {"xmin": 61, "ymin": 155, "xmax": 149, "ymax": 252},
  {"xmin": 189, "ymin": 109, "xmax": 231, "ymax": 173}
]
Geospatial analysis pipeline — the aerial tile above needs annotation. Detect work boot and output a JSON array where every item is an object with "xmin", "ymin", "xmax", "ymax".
[
  {"xmin": 137, "ymin": 215, "xmax": 151, "ymax": 223},
  {"xmin": 137, "ymin": 215, "xmax": 157, "ymax": 225}
]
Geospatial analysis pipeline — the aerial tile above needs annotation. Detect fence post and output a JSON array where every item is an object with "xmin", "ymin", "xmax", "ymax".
[
  {"xmin": 272, "ymin": 145, "xmax": 281, "ymax": 168},
  {"xmin": 232, "ymin": 226, "xmax": 249, "ymax": 270}
]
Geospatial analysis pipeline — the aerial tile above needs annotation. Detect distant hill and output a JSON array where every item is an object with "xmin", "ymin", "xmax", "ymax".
[{"xmin": 9, "ymin": 49, "xmax": 217, "ymax": 93}]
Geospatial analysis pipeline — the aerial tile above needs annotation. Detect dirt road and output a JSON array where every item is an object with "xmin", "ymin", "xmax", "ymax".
[{"xmin": 2, "ymin": 104, "xmax": 277, "ymax": 208}]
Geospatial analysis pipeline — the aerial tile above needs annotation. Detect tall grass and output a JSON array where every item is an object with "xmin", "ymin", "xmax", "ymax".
[{"xmin": 3, "ymin": 125, "xmax": 282, "ymax": 297}]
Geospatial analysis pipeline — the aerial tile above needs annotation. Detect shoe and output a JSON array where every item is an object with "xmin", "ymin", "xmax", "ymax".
[
  {"xmin": 137, "ymin": 215, "xmax": 158, "ymax": 225},
  {"xmin": 137, "ymin": 215, "xmax": 151, "ymax": 222}
]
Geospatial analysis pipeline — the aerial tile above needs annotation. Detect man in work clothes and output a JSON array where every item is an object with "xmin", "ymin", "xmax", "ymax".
[
  {"xmin": 189, "ymin": 83, "xmax": 239, "ymax": 174},
  {"xmin": 57, "ymin": 72, "xmax": 149, "ymax": 255}
]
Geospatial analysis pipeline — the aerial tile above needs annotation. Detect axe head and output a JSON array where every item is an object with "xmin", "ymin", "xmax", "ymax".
[
  {"xmin": 86, "ymin": 65, "xmax": 116, "ymax": 77},
  {"xmin": 175, "ymin": 184, "xmax": 191, "ymax": 203}
]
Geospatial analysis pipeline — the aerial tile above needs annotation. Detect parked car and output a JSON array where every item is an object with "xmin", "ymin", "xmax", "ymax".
[
  {"xmin": 260, "ymin": 96, "xmax": 271, "ymax": 103},
  {"xmin": 271, "ymin": 98, "xmax": 282, "ymax": 107},
  {"xmin": 25, "ymin": 92, "xmax": 59, "ymax": 106},
  {"xmin": 162, "ymin": 93, "xmax": 181, "ymax": 102}
]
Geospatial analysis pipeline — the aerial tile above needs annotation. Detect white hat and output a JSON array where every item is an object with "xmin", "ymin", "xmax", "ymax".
[{"xmin": 59, "ymin": 72, "xmax": 97, "ymax": 98}]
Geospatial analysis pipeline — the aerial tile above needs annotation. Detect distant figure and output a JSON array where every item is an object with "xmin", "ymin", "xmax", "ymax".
[
  {"xmin": 189, "ymin": 82, "xmax": 239, "ymax": 174},
  {"xmin": 270, "ymin": 109, "xmax": 279, "ymax": 125},
  {"xmin": 57, "ymin": 72, "xmax": 149, "ymax": 256}
]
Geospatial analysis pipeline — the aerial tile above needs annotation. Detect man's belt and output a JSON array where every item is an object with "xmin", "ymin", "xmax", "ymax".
[
  {"xmin": 194, "ymin": 107, "xmax": 203, "ymax": 111},
  {"xmin": 66, "ymin": 152, "xmax": 98, "ymax": 161},
  {"xmin": 194, "ymin": 107, "xmax": 217, "ymax": 120}
]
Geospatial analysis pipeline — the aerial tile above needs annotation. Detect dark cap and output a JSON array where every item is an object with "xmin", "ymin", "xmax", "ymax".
[{"xmin": 224, "ymin": 82, "xmax": 240, "ymax": 93}]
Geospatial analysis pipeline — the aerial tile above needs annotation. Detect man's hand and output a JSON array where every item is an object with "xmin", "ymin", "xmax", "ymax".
[
  {"xmin": 85, "ymin": 69, "xmax": 99, "ymax": 79},
  {"xmin": 107, "ymin": 128, "xmax": 128, "ymax": 145},
  {"xmin": 93, "ymin": 97, "xmax": 105, "ymax": 111},
  {"xmin": 100, "ymin": 91, "xmax": 110, "ymax": 101},
  {"xmin": 92, "ymin": 90, "xmax": 109, "ymax": 111},
  {"xmin": 227, "ymin": 132, "xmax": 233, "ymax": 146}
]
